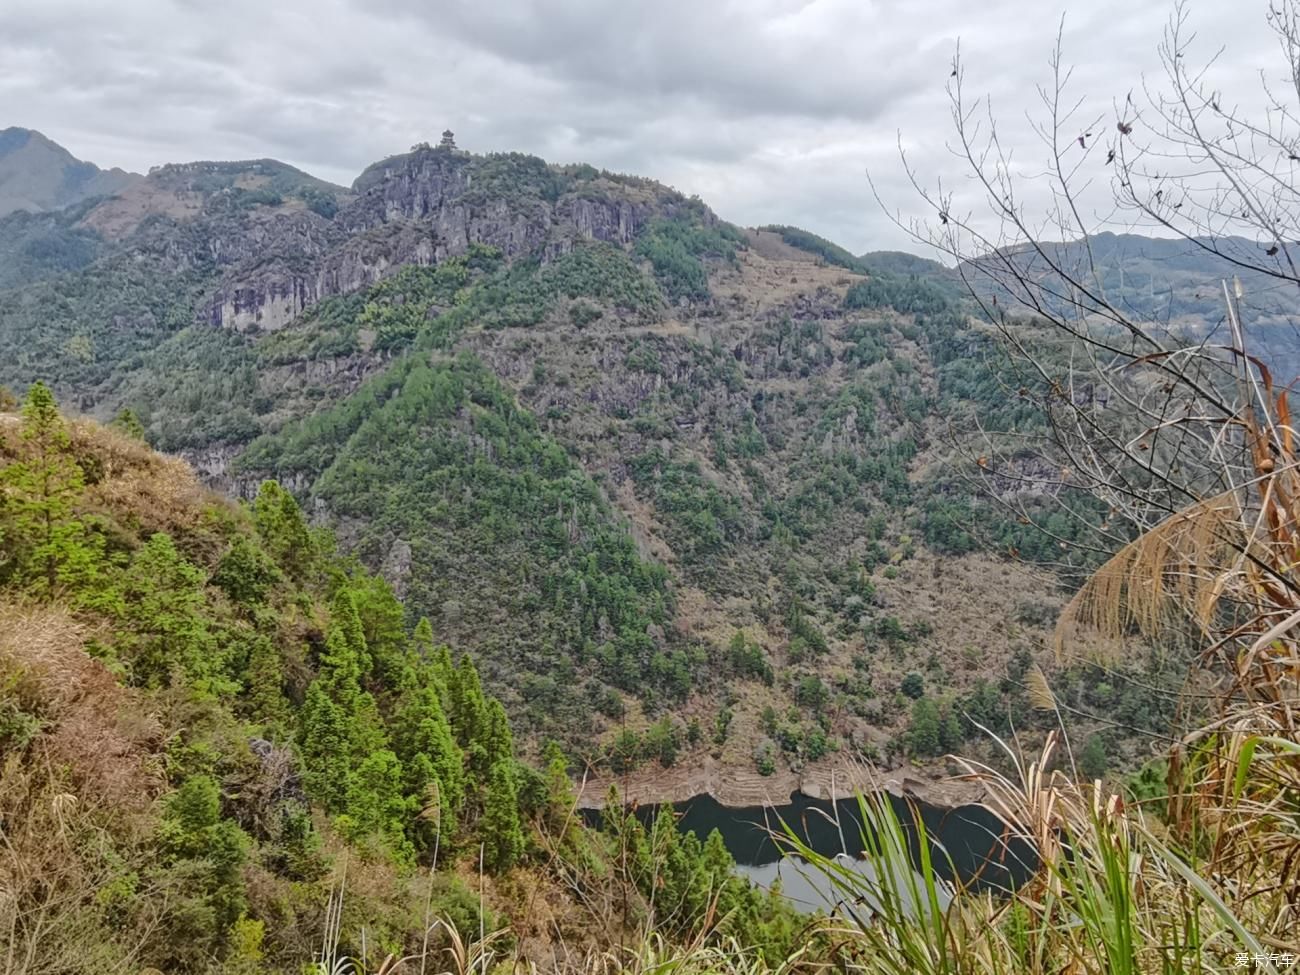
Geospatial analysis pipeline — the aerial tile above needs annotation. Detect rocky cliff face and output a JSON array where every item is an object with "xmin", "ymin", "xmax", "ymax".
[
  {"xmin": 205, "ymin": 221, "xmax": 438, "ymax": 331},
  {"xmin": 16, "ymin": 144, "xmax": 704, "ymax": 336},
  {"xmin": 199, "ymin": 148, "xmax": 700, "ymax": 331}
]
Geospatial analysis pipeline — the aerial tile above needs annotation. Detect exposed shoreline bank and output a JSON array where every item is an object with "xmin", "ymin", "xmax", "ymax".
[{"xmin": 572, "ymin": 757, "xmax": 987, "ymax": 812}]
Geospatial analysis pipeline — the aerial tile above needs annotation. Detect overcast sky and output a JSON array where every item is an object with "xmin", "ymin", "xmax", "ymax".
[{"xmin": 0, "ymin": 0, "xmax": 1281, "ymax": 253}]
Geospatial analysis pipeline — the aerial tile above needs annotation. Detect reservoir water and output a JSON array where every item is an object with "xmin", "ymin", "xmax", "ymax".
[{"xmin": 592, "ymin": 791, "xmax": 1038, "ymax": 914}]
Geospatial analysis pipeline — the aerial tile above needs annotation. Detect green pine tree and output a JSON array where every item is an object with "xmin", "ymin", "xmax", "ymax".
[
  {"xmin": 110, "ymin": 407, "xmax": 146, "ymax": 440},
  {"xmin": 329, "ymin": 588, "xmax": 372, "ymax": 676},
  {"xmin": 0, "ymin": 382, "xmax": 112, "ymax": 603},
  {"xmin": 413, "ymin": 617, "xmax": 436, "ymax": 658},
  {"xmin": 158, "ymin": 775, "xmax": 250, "ymax": 949},
  {"xmin": 393, "ymin": 685, "xmax": 465, "ymax": 814},
  {"xmin": 349, "ymin": 574, "xmax": 411, "ymax": 688},
  {"xmin": 342, "ymin": 749, "xmax": 413, "ymax": 863},
  {"xmin": 299, "ymin": 617, "xmax": 387, "ymax": 808},
  {"xmin": 317, "ymin": 621, "xmax": 364, "ymax": 705},
  {"xmin": 120, "ymin": 533, "xmax": 216, "ymax": 690},
  {"xmin": 450, "ymin": 654, "xmax": 488, "ymax": 751},
  {"xmin": 252, "ymin": 481, "xmax": 313, "ymax": 579},
  {"xmin": 245, "ymin": 635, "xmax": 289, "ymax": 728},
  {"xmin": 431, "ymin": 643, "xmax": 456, "ymax": 700},
  {"xmin": 213, "ymin": 535, "xmax": 281, "ymax": 605},
  {"xmin": 908, "ymin": 698, "xmax": 942, "ymax": 757},
  {"xmin": 298, "ymin": 682, "xmax": 353, "ymax": 810},
  {"xmin": 407, "ymin": 757, "xmax": 458, "ymax": 852},
  {"xmin": 541, "ymin": 740, "xmax": 575, "ymax": 835},
  {"xmin": 483, "ymin": 698, "xmax": 514, "ymax": 771},
  {"xmin": 481, "ymin": 760, "xmax": 525, "ymax": 873},
  {"xmin": 939, "ymin": 706, "xmax": 964, "ymax": 752}
]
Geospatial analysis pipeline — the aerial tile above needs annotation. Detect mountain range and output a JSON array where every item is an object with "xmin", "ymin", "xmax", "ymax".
[
  {"xmin": 0, "ymin": 126, "xmax": 140, "ymax": 217},
  {"xmin": 0, "ymin": 129, "xmax": 1183, "ymax": 793}
]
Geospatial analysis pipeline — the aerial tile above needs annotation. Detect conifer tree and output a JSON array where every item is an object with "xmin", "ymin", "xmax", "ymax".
[
  {"xmin": 213, "ymin": 535, "xmax": 281, "ymax": 605},
  {"xmin": 481, "ymin": 760, "xmax": 524, "ymax": 873},
  {"xmin": 300, "ymin": 614, "xmax": 387, "ymax": 807},
  {"xmin": 393, "ymin": 685, "xmax": 465, "ymax": 814},
  {"xmin": 701, "ymin": 828, "xmax": 736, "ymax": 890},
  {"xmin": 298, "ymin": 684, "xmax": 355, "ymax": 810},
  {"xmin": 406, "ymin": 755, "xmax": 458, "ymax": 850},
  {"xmin": 349, "ymin": 574, "xmax": 410, "ymax": 687},
  {"xmin": 0, "ymin": 382, "xmax": 109, "ymax": 600},
  {"xmin": 342, "ymin": 749, "xmax": 413, "ymax": 862},
  {"xmin": 120, "ymin": 533, "xmax": 214, "ymax": 689},
  {"xmin": 541, "ymin": 740, "xmax": 575, "ymax": 835},
  {"xmin": 330, "ymin": 588, "xmax": 372, "ymax": 673},
  {"xmin": 908, "ymin": 697, "xmax": 942, "ymax": 757},
  {"xmin": 431, "ymin": 643, "xmax": 456, "ymax": 702},
  {"xmin": 450, "ymin": 654, "xmax": 488, "ymax": 751},
  {"xmin": 110, "ymin": 407, "xmax": 146, "ymax": 440},
  {"xmin": 483, "ymin": 698, "xmax": 514, "ymax": 771},
  {"xmin": 158, "ymin": 775, "xmax": 250, "ymax": 947},
  {"xmin": 939, "ymin": 706, "xmax": 964, "ymax": 752},
  {"xmin": 351, "ymin": 691, "xmax": 389, "ymax": 757},
  {"xmin": 252, "ymin": 481, "xmax": 313, "ymax": 579},
  {"xmin": 317, "ymin": 621, "xmax": 364, "ymax": 704},
  {"xmin": 413, "ymin": 617, "xmax": 436, "ymax": 658},
  {"xmin": 245, "ymin": 635, "xmax": 289, "ymax": 728},
  {"xmin": 649, "ymin": 807, "xmax": 685, "ymax": 898}
]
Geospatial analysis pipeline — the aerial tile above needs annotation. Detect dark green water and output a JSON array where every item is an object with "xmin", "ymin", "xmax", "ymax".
[{"xmin": 589, "ymin": 791, "xmax": 1038, "ymax": 914}]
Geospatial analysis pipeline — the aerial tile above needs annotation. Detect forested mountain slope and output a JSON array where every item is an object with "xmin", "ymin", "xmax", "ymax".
[
  {"xmin": 0, "ymin": 139, "xmax": 1166, "ymax": 786},
  {"xmin": 969, "ymin": 230, "xmax": 1300, "ymax": 379},
  {"xmin": 0, "ymin": 386, "xmax": 801, "ymax": 969}
]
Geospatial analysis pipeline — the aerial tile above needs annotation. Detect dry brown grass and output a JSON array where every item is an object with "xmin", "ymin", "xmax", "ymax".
[
  {"xmin": 68, "ymin": 419, "xmax": 216, "ymax": 539},
  {"xmin": 77, "ymin": 177, "xmax": 204, "ymax": 239},
  {"xmin": 0, "ymin": 601, "xmax": 163, "ymax": 818},
  {"xmin": 1, "ymin": 411, "xmax": 233, "ymax": 557}
]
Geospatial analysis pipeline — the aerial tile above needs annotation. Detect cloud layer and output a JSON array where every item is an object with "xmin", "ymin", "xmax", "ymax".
[{"xmin": 0, "ymin": 0, "xmax": 1281, "ymax": 252}]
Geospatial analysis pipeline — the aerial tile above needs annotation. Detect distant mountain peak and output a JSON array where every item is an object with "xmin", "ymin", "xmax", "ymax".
[
  {"xmin": 0, "ymin": 126, "xmax": 141, "ymax": 217},
  {"xmin": 0, "ymin": 126, "xmax": 37, "ymax": 157}
]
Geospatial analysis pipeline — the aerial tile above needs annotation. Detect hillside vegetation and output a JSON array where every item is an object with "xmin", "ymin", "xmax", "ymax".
[
  {"xmin": 0, "ymin": 385, "xmax": 1289, "ymax": 974},
  {"xmin": 0, "ymin": 385, "xmax": 805, "ymax": 971},
  {"xmin": 0, "ymin": 141, "xmax": 1172, "ymax": 789},
  {"xmin": 0, "ymin": 104, "xmax": 1294, "ymax": 968}
]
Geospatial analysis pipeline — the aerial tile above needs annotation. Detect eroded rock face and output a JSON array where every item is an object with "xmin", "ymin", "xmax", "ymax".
[
  {"xmin": 180, "ymin": 443, "xmax": 242, "ymax": 485},
  {"xmin": 209, "ymin": 278, "xmax": 313, "ymax": 332},
  {"xmin": 198, "ymin": 148, "xmax": 697, "ymax": 333},
  {"xmin": 558, "ymin": 196, "xmax": 643, "ymax": 246},
  {"xmin": 379, "ymin": 539, "xmax": 413, "ymax": 600},
  {"xmin": 205, "ymin": 223, "xmax": 440, "ymax": 331}
]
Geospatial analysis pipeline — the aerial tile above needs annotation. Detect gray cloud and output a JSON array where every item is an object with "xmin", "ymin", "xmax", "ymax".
[
  {"xmin": 0, "ymin": 0, "xmax": 1282, "ymax": 252},
  {"xmin": 363, "ymin": 0, "xmax": 927, "ymax": 122}
]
